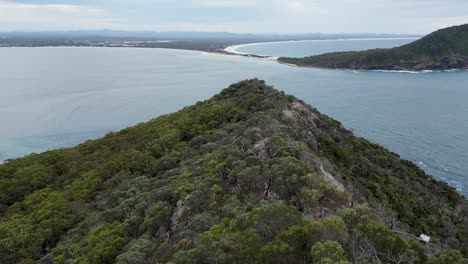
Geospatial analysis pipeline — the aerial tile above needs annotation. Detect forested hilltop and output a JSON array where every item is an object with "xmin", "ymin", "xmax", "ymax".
[
  {"xmin": 0, "ymin": 80, "xmax": 466, "ymax": 263},
  {"xmin": 279, "ymin": 24, "xmax": 468, "ymax": 71}
]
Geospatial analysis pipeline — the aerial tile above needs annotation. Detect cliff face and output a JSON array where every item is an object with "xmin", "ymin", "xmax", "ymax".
[
  {"xmin": 0, "ymin": 80, "xmax": 466, "ymax": 263},
  {"xmin": 279, "ymin": 24, "xmax": 468, "ymax": 71}
]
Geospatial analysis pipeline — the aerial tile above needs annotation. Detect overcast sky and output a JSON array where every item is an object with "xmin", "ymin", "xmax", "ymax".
[{"xmin": 1, "ymin": 0, "xmax": 467, "ymax": 34}]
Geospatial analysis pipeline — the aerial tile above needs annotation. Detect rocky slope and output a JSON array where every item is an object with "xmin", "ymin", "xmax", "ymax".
[
  {"xmin": 0, "ymin": 80, "xmax": 466, "ymax": 263},
  {"xmin": 279, "ymin": 24, "xmax": 468, "ymax": 71}
]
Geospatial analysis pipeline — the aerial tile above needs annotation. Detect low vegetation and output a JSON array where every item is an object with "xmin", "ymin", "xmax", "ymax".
[{"xmin": 0, "ymin": 79, "xmax": 466, "ymax": 263}]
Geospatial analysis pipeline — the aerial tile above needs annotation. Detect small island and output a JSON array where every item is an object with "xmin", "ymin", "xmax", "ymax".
[{"xmin": 278, "ymin": 24, "xmax": 468, "ymax": 71}]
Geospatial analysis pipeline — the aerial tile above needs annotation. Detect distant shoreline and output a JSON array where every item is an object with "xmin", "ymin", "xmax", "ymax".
[
  {"xmin": 221, "ymin": 38, "xmax": 468, "ymax": 73},
  {"xmin": 3, "ymin": 39, "xmax": 465, "ymax": 73},
  {"xmin": 220, "ymin": 37, "xmax": 429, "ymax": 70},
  {"xmin": 276, "ymin": 59, "xmax": 467, "ymax": 73},
  {"xmin": 277, "ymin": 24, "xmax": 468, "ymax": 72},
  {"xmin": 223, "ymin": 37, "xmax": 419, "ymax": 56},
  {"xmin": 3, "ymin": 45, "xmax": 456, "ymax": 74}
]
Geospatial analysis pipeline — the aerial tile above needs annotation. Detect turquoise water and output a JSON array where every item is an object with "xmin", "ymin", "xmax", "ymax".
[
  {"xmin": 231, "ymin": 38, "xmax": 417, "ymax": 57},
  {"xmin": 0, "ymin": 47, "xmax": 467, "ymax": 196}
]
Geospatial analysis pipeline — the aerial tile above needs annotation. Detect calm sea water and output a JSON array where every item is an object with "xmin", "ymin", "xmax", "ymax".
[
  {"xmin": 1, "ymin": 46, "xmax": 467, "ymax": 196},
  {"xmin": 230, "ymin": 38, "xmax": 417, "ymax": 57}
]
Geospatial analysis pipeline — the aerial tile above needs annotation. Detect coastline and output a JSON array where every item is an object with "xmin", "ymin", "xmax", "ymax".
[
  {"xmin": 223, "ymin": 37, "xmax": 419, "ymax": 56},
  {"xmin": 222, "ymin": 42, "xmax": 468, "ymax": 73},
  {"xmin": 1, "ymin": 46, "xmax": 467, "ymax": 197},
  {"xmin": 2, "ymin": 40, "xmax": 465, "ymax": 73},
  {"xmin": 210, "ymin": 49, "xmax": 468, "ymax": 73},
  {"xmin": 220, "ymin": 46, "xmax": 463, "ymax": 73},
  {"xmin": 221, "ymin": 37, "xmax": 454, "ymax": 72},
  {"xmin": 275, "ymin": 57, "xmax": 467, "ymax": 73}
]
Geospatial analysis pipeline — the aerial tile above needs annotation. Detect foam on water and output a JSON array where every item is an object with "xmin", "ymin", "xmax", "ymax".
[
  {"xmin": 368, "ymin": 69, "xmax": 466, "ymax": 74},
  {"xmin": 418, "ymin": 161, "xmax": 428, "ymax": 168}
]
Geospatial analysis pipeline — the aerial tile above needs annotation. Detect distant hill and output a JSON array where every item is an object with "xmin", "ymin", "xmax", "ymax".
[
  {"xmin": 279, "ymin": 24, "xmax": 468, "ymax": 70},
  {"xmin": 0, "ymin": 80, "xmax": 466, "ymax": 263}
]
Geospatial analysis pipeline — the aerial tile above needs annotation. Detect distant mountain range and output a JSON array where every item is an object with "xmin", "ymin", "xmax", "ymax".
[
  {"xmin": 6, "ymin": 27, "xmax": 466, "ymax": 71},
  {"xmin": 0, "ymin": 29, "xmax": 420, "ymax": 41},
  {"xmin": 0, "ymin": 30, "xmax": 421, "ymax": 53},
  {"xmin": 279, "ymin": 24, "xmax": 468, "ymax": 71}
]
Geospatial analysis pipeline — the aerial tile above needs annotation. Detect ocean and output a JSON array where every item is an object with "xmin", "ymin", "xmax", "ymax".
[{"xmin": 1, "ymin": 44, "xmax": 467, "ymax": 196}]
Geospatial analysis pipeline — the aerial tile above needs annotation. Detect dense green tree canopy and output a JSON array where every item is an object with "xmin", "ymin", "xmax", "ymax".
[
  {"xmin": 0, "ymin": 79, "xmax": 466, "ymax": 263},
  {"xmin": 279, "ymin": 24, "xmax": 468, "ymax": 70}
]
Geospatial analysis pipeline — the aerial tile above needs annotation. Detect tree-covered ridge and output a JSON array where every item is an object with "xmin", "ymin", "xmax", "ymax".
[
  {"xmin": 0, "ymin": 79, "xmax": 466, "ymax": 263},
  {"xmin": 279, "ymin": 24, "xmax": 468, "ymax": 70}
]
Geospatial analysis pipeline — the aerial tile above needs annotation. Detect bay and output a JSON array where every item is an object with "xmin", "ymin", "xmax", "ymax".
[
  {"xmin": 229, "ymin": 38, "xmax": 417, "ymax": 57},
  {"xmin": 0, "ymin": 46, "xmax": 467, "ymax": 196}
]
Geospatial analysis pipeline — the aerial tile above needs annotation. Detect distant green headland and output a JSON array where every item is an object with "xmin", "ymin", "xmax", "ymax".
[
  {"xmin": 0, "ymin": 80, "xmax": 466, "ymax": 263},
  {"xmin": 279, "ymin": 24, "xmax": 468, "ymax": 71}
]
